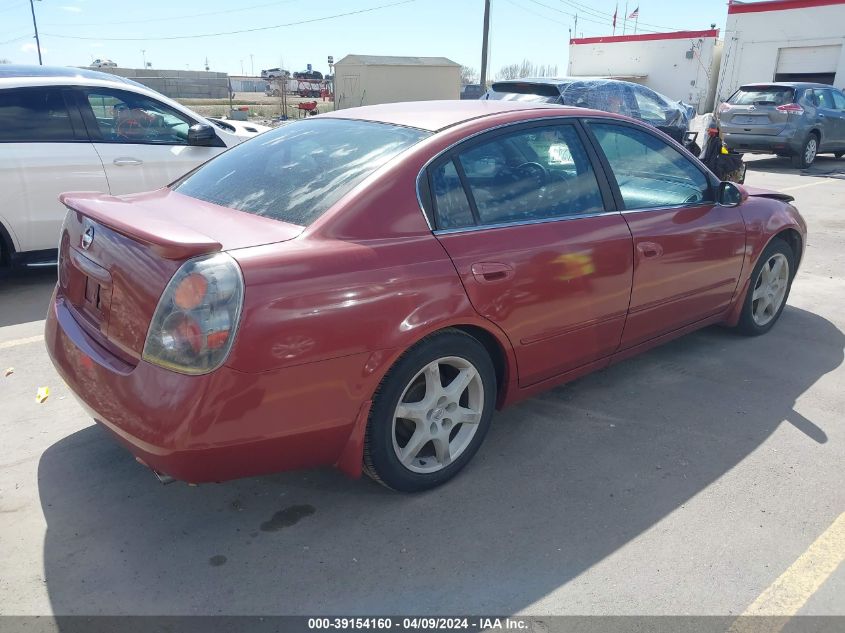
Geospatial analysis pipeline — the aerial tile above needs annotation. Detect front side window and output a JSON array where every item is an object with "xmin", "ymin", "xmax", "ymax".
[
  {"xmin": 0, "ymin": 88, "xmax": 75, "ymax": 142},
  {"xmin": 446, "ymin": 124, "xmax": 604, "ymax": 226},
  {"xmin": 631, "ymin": 85, "xmax": 670, "ymax": 124},
  {"xmin": 815, "ymin": 89, "xmax": 835, "ymax": 109},
  {"xmin": 589, "ymin": 122, "xmax": 711, "ymax": 209},
  {"xmin": 84, "ymin": 89, "xmax": 192, "ymax": 144},
  {"xmin": 175, "ymin": 118, "xmax": 430, "ymax": 226}
]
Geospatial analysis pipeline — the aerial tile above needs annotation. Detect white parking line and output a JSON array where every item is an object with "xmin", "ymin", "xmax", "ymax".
[
  {"xmin": 780, "ymin": 180, "xmax": 835, "ymax": 192},
  {"xmin": 0, "ymin": 335, "xmax": 44, "ymax": 350}
]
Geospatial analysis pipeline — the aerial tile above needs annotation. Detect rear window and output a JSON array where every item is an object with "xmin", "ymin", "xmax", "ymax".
[
  {"xmin": 487, "ymin": 82, "xmax": 560, "ymax": 103},
  {"xmin": 728, "ymin": 86, "xmax": 795, "ymax": 106},
  {"xmin": 174, "ymin": 119, "xmax": 430, "ymax": 226}
]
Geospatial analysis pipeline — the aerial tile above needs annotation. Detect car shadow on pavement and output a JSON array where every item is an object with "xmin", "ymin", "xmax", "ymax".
[
  {"xmin": 0, "ymin": 267, "xmax": 56, "ymax": 328},
  {"xmin": 745, "ymin": 154, "xmax": 845, "ymax": 177},
  {"xmin": 37, "ymin": 306, "xmax": 843, "ymax": 615}
]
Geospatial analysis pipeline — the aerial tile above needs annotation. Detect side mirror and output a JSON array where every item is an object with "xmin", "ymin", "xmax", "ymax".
[
  {"xmin": 187, "ymin": 123, "xmax": 219, "ymax": 147},
  {"xmin": 718, "ymin": 181, "xmax": 745, "ymax": 206}
]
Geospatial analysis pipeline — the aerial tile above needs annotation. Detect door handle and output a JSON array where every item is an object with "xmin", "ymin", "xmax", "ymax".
[
  {"xmin": 113, "ymin": 157, "xmax": 143, "ymax": 166},
  {"xmin": 471, "ymin": 262, "xmax": 513, "ymax": 283},
  {"xmin": 819, "ymin": 113, "xmax": 826, "ymax": 119},
  {"xmin": 637, "ymin": 242, "xmax": 663, "ymax": 258}
]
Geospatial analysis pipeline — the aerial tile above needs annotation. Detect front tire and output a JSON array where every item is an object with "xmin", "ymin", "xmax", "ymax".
[
  {"xmin": 736, "ymin": 238, "xmax": 795, "ymax": 336},
  {"xmin": 363, "ymin": 330, "xmax": 496, "ymax": 492}
]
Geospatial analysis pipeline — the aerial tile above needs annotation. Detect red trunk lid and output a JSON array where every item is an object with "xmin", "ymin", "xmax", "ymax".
[{"xmin": 58, "ymin": 188, "xmax": 303, "ymax": 362}]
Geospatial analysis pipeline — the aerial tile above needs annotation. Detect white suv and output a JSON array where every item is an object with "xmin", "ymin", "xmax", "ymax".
[{"xmin": 0, "ymin": 65, "xmax": 266, "ymax": 266}]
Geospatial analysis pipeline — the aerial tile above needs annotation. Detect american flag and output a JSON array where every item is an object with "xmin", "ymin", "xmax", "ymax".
[{"xmin": 628, "ymin": 6, "xmax": 639, "ymax": 19}]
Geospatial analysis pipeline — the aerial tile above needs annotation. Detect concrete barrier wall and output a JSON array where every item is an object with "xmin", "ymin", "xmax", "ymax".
[{"xmin": 92, "ymin": 67, "xmax": 229, "ymax": 99}]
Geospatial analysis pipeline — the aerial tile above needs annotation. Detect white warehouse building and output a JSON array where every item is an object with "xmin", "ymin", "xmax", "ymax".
[
  {"xmin": 568, "ymin": 29, "xmax": 723, "ymax": 113},
  {"xmin": 333, "ymin": 55, "xmax": 461, "ymax": 110},
  {"xmin": 716, "ymin": 0, "xmax": 845, "ymax": 103}
]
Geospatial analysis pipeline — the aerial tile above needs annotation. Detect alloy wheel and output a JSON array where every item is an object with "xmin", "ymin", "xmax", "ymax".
[
  {"xmin": 805, "ymin": 138, "xmax": 818, "ymax": 166},
  {"xmin": 752, "ymin": 253, "xmax": 789, "ymax": 326},
  {"xmin": 391, "ymin": 356, "xmax": 485, "ymax": 474}
]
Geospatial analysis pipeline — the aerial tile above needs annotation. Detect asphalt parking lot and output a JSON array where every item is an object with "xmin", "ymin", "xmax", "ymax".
[{"xmin": 0, "ymin": 155, "xmax": 843, "ymax": 618}]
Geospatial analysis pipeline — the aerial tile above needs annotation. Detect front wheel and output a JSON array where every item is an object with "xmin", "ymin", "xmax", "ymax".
[
  {"xmin": 736, "ymin": 238, "xmax": 795, "ymax": 336},
  {"xmin": 363, "ymin": 330, "xmax": 496, "ymax": 492}
]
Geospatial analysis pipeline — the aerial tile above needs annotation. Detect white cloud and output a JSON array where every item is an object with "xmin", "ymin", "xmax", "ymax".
[
  {"xmin": 89, "ymin": 42, "xmax": 104, "ymax": 48},
  {"xmin": 60, "ymin": 5, "xmax": 82, "ymax": 12},
  {"xmin": 20, "ymin": 43, "xmax": 48, "ymax": 54}
]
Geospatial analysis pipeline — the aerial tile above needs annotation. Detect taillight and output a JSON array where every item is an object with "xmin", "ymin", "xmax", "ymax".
[
  {"xmin": 776, "ymin": 103, "xmax": 804, "ymax": 114},
  {"xmin": 143, "ymin": 253, "xmax": 244, "ymax": 375}
]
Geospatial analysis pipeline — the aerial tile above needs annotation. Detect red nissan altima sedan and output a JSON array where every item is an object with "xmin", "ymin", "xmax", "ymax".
[{"xmin": 46, "ymin": 100, "xmax": 806, "ymax": 492}]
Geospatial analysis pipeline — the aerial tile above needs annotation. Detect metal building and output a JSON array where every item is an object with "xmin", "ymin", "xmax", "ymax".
[
  {"xmin": 333, "ymin": 55, "xmax": 461, "ymax": 110},
  {"xmin": 716, "ymin": 0, "xmax": 845, "ymax": 102}
]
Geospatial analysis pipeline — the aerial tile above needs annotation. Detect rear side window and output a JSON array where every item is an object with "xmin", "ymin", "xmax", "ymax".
[
  {"xmin": 174, "ymin": 119, "xmax": 430, "ymax": 226},
  {"xmin": 0, "ymin": 88, "xmax": 76, "ymax": 142},
  {"xmin": 832, "ymin": 91, "xmax": 845, "ymax": 110},
  {"xmin": 431, "ymin": 160, "xmax": 474, "ymax": 229},
  {"xmin": 728, "ymin": 87, "xmax": 794, "ymax": 106}
]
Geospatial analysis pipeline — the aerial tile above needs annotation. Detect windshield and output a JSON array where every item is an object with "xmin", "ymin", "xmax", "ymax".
[
  {"xmin": 174, "ymin": 118, "xmax": 430, "ymax": 226},
  {"xmin": 728, "ymin": 87, "xmax": 795, "ymax": 106}
]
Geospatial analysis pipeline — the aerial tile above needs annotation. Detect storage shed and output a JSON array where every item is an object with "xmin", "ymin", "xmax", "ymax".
[
  {"xmin": 715, "ymin": 0, "xmax": 845, "ymax": 102},
  {"xmin": 333, "ymin": 55, "xmax": 461, "ymax": 109},
  {"xmin": 568, "ymin": 30, "xmax": 723, "ymax": 113}
]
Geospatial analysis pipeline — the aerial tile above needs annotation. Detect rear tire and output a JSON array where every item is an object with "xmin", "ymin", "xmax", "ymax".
[
  {"xmin": 736, "ymin": 238, "xmax": 795, "ymax": 336},
  {"xmin": 363, "ymin": 329, "xmax": 496, "ymax": 492},
  {"xmin": 791, "ymin": 134, "xmax": 818, "ymax": 169}
]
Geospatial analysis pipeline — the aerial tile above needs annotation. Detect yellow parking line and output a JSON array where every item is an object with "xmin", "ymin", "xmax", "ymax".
[
  {"xmin": 0, "ymin": 335, "xmax": 44, "ymax": 350},
  {"xmin": 780, "ymin": 180, "xmax": 835, "ymax": 192},
  {"xmin": 728, "ymin": 512, "xmax": 845, "ymax": 633}
]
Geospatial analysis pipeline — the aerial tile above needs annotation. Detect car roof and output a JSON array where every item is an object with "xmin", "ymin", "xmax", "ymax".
[
  {"xmin": 318, "ymin": 99, "xmax": 578, "ymax": 132},
  {"xmin": 738, "ymin": 82, "xmax": 834, "ymax": 89},
  {"xmin": 0, "ymin": 64, "xmax": 148, "ymax": 90}
]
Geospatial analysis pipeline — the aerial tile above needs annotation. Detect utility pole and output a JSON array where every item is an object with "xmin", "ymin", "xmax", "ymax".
[
  {"xmin": 141, "ymin": 49, "xmax": 146, "ymax": 69},
  {"xmin": 479, "ymin": 0, "xmax": 491, "ymax": 90},
  {"xmin": 250, "ymin": 53, "xmax": 254, "ymax": 76},
  {"xmin": 29, "ymin": 0, "xmax": 42, "ymax": 65}
]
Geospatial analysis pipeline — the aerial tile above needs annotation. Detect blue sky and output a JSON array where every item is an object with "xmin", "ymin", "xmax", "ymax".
[{"xmin": 1, "ymin": 0, "xmax": 730, "ymax": 77}]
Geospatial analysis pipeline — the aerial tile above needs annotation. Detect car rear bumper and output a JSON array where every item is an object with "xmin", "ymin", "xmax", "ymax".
[
  {"xmin": 45, "ymin": 290, "xmax": 378, "ymax": 483},
  {"xmin": 722, "ymin": 128, "xmax": 803, "ymax": 155}
]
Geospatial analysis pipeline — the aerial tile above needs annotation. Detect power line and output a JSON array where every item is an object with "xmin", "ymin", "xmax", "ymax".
[
  {"xmin": 41, "ymin": 0, "xmax": 417, "ymax": 41},
  {"xmin": 556, "ymin": 0, "xmax": 681, "ymax": 32},
  {"xmin": 0, "ymin": 33, "xmax": 30, "ymax": 45},
  {"xmin": 41, "ymin": 0, "xmax": 303, "ymax": 28}
]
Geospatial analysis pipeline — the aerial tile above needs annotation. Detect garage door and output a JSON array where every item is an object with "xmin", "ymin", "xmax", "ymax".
[{"xmin": 776, "ymin": 45, "xmax": 841, "ymax": 75}]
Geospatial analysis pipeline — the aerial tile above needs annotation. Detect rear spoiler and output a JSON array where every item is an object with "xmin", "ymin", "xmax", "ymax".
[{"xmin": 60, "ymin": 192, "xmax": 222, "ymax": 260}]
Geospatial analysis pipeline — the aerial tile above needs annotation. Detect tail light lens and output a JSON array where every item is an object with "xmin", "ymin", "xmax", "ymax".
[
  {"xmin": 143, "ymin": 253, "xmax": 244, "ymax": 375},
  {"xmin": 776, "ymin": 103, "xmax": 804, "ymax": 114}
]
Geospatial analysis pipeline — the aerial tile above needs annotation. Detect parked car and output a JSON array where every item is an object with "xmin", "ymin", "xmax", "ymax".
[
  {"xmin": 261, "ymin": 68, "xmax": 289, "ymax": 80},
  {"xmin": 0, "ymin": 65, "xmax": 264, "ymax": 267},
  {"xmin": 90, "ymin": 59, "xmax": 117, "ymax": 69},
  {"xmin": 716, "ymin": 82, "xmax": 845, "ymax": 168},
  {"xmin": 460, "ymin": 84, "xmax": 484, "ymax": 100},
  {"xmin": 46, "ymin": 100, "xmax": 806, "ymax": 492},
  {"xmin": 483, "ymin": 78, "xmax": 692, "ymax": 144}
]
